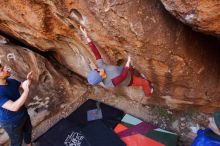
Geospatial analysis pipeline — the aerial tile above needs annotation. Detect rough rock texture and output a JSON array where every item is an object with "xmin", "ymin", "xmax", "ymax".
[
  {"xmin": 160, "ymin": 0, "xmax": 220, "ymax": 37},
  {"xmin": 0, "ymin": 39, "xmax": 87, "ymax": 145},
  {"xmin": 0, "ymin": 0, "xmax": 220, "ymax": 113},
  {"xmin": 0, "ymin": 0, "xmax": 93, "ymax": 77}
]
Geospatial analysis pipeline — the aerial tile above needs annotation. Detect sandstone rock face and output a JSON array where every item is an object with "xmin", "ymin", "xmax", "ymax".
[
  {"xmin": 0, "ymin": 40, "xmax": 87, "ymax": 145},
  {"xmin": 0, "ymin": 0, "xmax": 220, "ymax": 112},
  {"xmin": 0, "ymin": 0, "xmax": 93, "ymax": 77},
  {"xmin": 160, "ymin": 0, "xmax": 220, "ymax": 37}
]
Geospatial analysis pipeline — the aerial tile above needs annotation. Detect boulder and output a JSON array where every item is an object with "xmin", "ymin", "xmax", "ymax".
[
  {"xmin": 160, "ymin": 0, "xmax": 220, "ymax": 37},
  {"xmin": 0, "ymin": 0, "xmax": 220, "ymax": 112},
  {"xmin": 0, "ymin": 40, "xmax": 87, "ymax": 145}
]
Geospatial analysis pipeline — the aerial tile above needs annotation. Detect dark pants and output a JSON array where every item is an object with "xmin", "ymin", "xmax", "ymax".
[{"xmin": 0, "ymin": 113, "xmax": 32, "ymax": 146}]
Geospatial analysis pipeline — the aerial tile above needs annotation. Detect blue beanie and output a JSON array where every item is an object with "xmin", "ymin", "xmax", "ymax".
[{"xmin": 87, "ymin": 70, "xmax": 102, "ymax": 85}]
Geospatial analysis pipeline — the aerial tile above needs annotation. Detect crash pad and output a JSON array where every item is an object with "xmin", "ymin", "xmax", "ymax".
[
  {"xmin": 35, "ymin": 120, "xmax": 125, "ymax": 146},
  {"xmin": 82, "ymin": 120, "xmax": 125, "ymax": 146},
  {"xmin": 114, "ymin": 123, "xmax": 165, "ymax": 146},
  {"xmin": 121, "ymin": 114, "xmax": 142, "ymax": 125},
  {"xmin": 118, "ymin": 114, "xmax": 177, "ymax": 146},
  {"xmin": 34, "ymin": 119, "xmax": 90, "ymax": 146},
  {"xmin": 144, "ymin": 129, "xmax": 177, "ymax": 146},
  {"xmin": 118, "ymin": 122, "xmax": 156, "ymax": 137},
  {"xmin": 65, "ymin": 99, "xmax": 124, "ymax": 129},
  {"xmin": 35, "ymin": 99, "xmax": 125, "ymax": 146}
]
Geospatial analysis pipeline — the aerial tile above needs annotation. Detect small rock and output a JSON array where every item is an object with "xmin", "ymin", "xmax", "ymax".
[
  {"xmin": 0, "ymin": 35, "xmax": 8, "ymax": 44},
  {"xmin": 180, "ymin": 117, "xmax": 186, "ymax": 122},
  {"xmin": 181, "ymin": 123, "xmax": 186, "ymax": 127}
]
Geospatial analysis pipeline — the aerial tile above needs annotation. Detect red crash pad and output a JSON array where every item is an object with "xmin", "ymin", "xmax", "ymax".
[{"xmin": 114, "ymin": 124, "xmax": 165, "ymax": 146}]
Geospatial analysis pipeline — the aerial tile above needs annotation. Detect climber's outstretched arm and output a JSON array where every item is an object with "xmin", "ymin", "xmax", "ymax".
[
  {"xmin": 80, "ymin": 26, "xmax": 101, "ymax": 60},
  {"xmin": 112, "ymin": 56, "xmax": 131, "ymax": 86}
]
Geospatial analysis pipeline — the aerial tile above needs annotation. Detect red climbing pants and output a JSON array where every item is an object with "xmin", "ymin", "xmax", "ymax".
[{"xmin": 130, "ymin": 75, "xmax": 151, "ymax": 97}]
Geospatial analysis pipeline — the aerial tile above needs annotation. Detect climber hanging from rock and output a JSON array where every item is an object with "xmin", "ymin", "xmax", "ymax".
[{"xmin": 80, "ymin": 26, "xmax": 153, "ymax": 97}]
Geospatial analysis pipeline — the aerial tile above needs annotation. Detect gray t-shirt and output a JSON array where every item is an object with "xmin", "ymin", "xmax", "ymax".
[{"xmin": 96, "ymin": 59, "xmax": 132, "ymax": 87}]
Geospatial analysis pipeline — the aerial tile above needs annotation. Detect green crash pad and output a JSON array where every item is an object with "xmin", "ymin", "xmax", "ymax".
[{"xmin": 120, "ymin": 114, "xmax": 177, "ymax": 146}]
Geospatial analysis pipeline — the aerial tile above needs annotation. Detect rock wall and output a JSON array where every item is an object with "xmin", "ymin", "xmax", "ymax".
[
  {"xmin": 0, "ymin": 36, "xmax": 88, "ymax": 145},
  {"xmin": 0, "ymin": 0, "xmax": 220, "ymax": 112},
  {"xmin": 160, "ymin": 0, "xmax": 220, "ymax": 37}
]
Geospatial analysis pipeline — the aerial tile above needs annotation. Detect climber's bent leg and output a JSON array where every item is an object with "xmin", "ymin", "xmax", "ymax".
[{"xmin": 130, "ymin": 75, "xmax": 151, "ymax": 97}]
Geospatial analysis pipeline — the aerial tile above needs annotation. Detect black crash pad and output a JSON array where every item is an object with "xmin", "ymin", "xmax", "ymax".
[
  {"xmin": 65, "ymin": 99, "xmax": 124, "ymax": 129},
  {"xmin": 35, "ymin": 99, "xmax": 125, "ymax": 146},
  {"xmin": 35, "ymin": 119, "xmax": 125, "ymax": 146}
]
